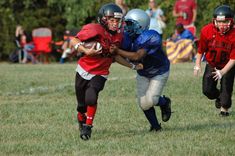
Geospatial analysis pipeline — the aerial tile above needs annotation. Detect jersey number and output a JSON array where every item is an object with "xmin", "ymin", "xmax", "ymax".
[{"xmin": 210, "ymin": 50, "xmax": 228, "ymax": 63}]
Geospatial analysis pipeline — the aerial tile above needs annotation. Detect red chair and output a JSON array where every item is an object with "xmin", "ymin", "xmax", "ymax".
[{"xmin": 32, "ymin": 28, "xmax": 52, "ymax": 63}]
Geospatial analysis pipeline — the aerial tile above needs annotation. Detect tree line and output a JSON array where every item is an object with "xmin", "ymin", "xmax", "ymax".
[{"xmin": 0, "ymin": 0, "xmax": 234, "ymax": 60}]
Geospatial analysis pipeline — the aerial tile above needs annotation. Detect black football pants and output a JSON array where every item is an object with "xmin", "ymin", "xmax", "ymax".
[
  {"xmin": 75, "ymin": 72, "xmax": 106, "ymax": 113},
  {"xmin": 202, "ymin": 64, "xmax": 235, "ymax": 109}
]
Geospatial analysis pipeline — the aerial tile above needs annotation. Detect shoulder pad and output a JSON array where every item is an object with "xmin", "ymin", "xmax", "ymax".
[
  {"xmin": 136, "ymin": 30, "xmax": 162, "ymax": 48},
  {"xmin": 77, "ymin": 24, "xmax": 105, "ymax": 41}
]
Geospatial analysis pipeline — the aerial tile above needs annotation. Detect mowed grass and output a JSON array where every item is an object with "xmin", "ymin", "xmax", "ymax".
[{"xmin": 0, "ymin": 62, "xmax": 234, "ymax": 156}]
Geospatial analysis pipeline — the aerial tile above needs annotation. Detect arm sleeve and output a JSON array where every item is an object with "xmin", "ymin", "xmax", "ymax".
[
  {"xmin": 159, "ymin": 9, "xmax": 164, "ymax": 16},
  {"xmin": 197, "ymin": 29, "xmax": 207, "ymax": 54},
  {"xmin": 230, "ymin": 42, "xmax": 235, "ymax": 59}
]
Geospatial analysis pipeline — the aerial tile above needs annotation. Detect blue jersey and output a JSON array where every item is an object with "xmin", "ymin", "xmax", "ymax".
[
  {"xmin": 121, "ymin": 30, "xmax": 170, "ymax": 78},
  {"xmin": 174, "ymin": 29, "xmax": 195, "ymax": 42}
]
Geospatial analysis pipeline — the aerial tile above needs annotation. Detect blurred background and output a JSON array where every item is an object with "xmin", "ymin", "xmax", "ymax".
[{"xmin": 0, "ymin": 0, "xmax": 234, "ymax": 61}]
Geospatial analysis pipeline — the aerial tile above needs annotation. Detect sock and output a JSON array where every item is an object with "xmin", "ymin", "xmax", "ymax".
[
  {"xmin": 143, "ymin": 107, "xmax": 160, "ymax": 129},
  {"xmin": 157, "ymin": 96, "xmax": 166, "ymax": 106},
  {"xmin": 77, "ymin": 112, "xmax": 86, "ymax": 122},
  {"xmin": 86, "ymin": 104, "xmax": 97, "ymax": 125}
]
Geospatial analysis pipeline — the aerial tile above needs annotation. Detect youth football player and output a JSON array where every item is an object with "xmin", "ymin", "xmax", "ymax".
[
  {"xmin": 194, "ymin": 5, "xmax": 235, "ymax": 116},
  {"xmin": 115, "ymin": 9, "xmax": 172, "ymax": 132},
  {"xmin": 71, "ymin": 3, "xmax": 143, "ymax": 140}
]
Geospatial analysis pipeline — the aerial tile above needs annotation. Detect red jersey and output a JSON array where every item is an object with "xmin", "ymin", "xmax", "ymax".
[
  {"xmin": 76, "ymin": 23, "xmax": 123, "ymax": 75},
  {"xmin": 198, "ymin": 23, "xmax": 235, "ymax": 69},
  {"xmin": 174, "ymin": 0, "xmax": 197, "ymax": 25}
]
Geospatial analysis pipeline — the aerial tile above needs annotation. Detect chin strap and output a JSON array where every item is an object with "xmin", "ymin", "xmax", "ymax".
[{"xmin": 108, "ymin": 29, "xmax": 117, "ymax": 35}]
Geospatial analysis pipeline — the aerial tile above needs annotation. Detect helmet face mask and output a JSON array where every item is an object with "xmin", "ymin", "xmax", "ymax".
[
  {"xmin": 97, "ymin": 3, "xmax": 123, "ymax": 33},
  {"xmin": 214, "ymin": 18, "xmax": 232, "ymax": 34},
  {"xmin": 213, "ymin": 5, "xmax": 234, "ymax": 34},
  {"xmin": 124, "ymin": 9, "xmax": 150, "ymax": 38},
  {"xmin": 124, "ymin": 19, "xmax": 142, "ymax": 37}
]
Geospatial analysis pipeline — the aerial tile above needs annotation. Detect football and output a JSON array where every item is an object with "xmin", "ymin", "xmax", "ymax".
[{"xmin": 83, "ymin": 41, "xmax": 102, "ymax": 50}]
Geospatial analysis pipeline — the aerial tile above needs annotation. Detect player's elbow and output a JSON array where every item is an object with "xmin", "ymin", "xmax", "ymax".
[
  {"xmin": 131, "ymin": 54, "xmax": 142, "ymax": 61},
  {"xmin": 132, "ymin": 50, "xmax": 145, "ymax": 61}
]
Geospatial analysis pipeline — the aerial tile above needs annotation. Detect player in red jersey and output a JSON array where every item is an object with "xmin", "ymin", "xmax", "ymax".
[
  {"xmin": 70, "ymin": 3, "xmax": 142, "ymax": 140},
  {"xmin": 194, "ymin": 5, "xmax": 235, "ymax": 116},
  {"xmin": 173, "ymin": 0, "xmax": 197, "ymax": 27}
]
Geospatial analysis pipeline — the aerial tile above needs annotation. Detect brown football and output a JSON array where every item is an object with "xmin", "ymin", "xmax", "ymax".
[{"xmin": 83, "ymin": 41, "xmax": 102, "ymax": 50}]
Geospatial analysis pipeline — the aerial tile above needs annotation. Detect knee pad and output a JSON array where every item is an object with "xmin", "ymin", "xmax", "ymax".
[
  {"xmin": 203, "ymin": 91, "xmax": 217, "ymax": 100},
  {"xmin": 146, "ymin": 93, "xmax": 160, "ymax": 106},
  {"xmin": 139, "ymin": 96, "xmax": 154, "ymax": 111},
  {"xmin": 85, "ymin": 87, "xmax": 98, "ymax": 105}
]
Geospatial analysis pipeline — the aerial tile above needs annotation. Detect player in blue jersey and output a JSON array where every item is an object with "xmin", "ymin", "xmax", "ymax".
[{"xmin": 115, "ymin": 9, "xmax": 172, "ymax": 131}]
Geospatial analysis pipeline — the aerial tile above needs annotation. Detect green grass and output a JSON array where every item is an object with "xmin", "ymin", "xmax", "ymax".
[{"xmin": 0, "ymin": 62, "xmax": 234, "ymax": 156}]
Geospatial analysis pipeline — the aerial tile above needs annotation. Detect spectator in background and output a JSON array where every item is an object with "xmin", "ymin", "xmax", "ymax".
[
  {"xmin": 15, "ymin": 25, "xmax": 24, "ymax": 45},
  {"xmin": 146, "ymin": 0, "xmax": 166, "ymax": 37},
  {"xmin": 15, "ymin": 25, "xmax": 35, "ymax": 64},
  {"xmin": 166, "ymin": 23, "xmax": 195, "ymax": 63},
  {"xmin": 115, "ymin": 0, "xmax": 128, "ymax": 15},
  {"xmin": 60, "ymin": 30, "xmax": 74, "ymax": 63},
  {"xmin": 168, "ymin": 23, "xmax": 194, "ymax": 42},
  {"xmin": 15, "ymin": 25, "xmax": 24, "ymax": 63},
  {"xmin": 173, "ymin": 0, "xmax": 197, "ymax": 29}
]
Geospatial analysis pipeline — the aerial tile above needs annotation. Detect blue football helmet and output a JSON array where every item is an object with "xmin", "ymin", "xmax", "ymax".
[{"xmin": 124, "ymin": 9, "xmax": 150, "ymax": 37}]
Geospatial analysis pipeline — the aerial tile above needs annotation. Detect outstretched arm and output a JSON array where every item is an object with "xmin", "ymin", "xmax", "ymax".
[
  {"xmin": 114, "ymin": 55, "xmax": 143, "ymax": 70},
  {"xmin": 117, "ymin": 48, "xmax": 146, "ymax": 61}
]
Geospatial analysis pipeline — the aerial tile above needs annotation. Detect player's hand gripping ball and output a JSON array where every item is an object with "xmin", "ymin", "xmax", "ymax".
[{"xmin": 83, "ymin": 41, "xmax": 102, "ymax": 51}]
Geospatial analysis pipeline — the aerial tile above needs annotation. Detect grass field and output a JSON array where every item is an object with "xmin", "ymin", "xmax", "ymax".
[{"xmin": 0, "ymin": 62, "xmax": 234, "ymax": 156}]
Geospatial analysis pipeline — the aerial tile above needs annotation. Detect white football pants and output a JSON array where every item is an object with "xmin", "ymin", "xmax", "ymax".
[{"xmin": 136, "ymin": 71, "xmax": 169, "ymax": 110}]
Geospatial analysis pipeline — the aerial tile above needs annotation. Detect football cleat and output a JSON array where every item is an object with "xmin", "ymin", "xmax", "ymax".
[
  {"xmin": 220, "ymin": 111, "xmax": 229, "ymax": 117},
  {"xmin": 149, "ymin": 124, "xmax": 162, "ymax": 132},
  {"xmin": 80, "ymin": 124, "xmax": 93, "ymax": 140},
  {"xmin": 160, "ymin": 96, "xmax": 172, "ymax": 122},
  {"xmin": 78, "ymin": 120, "xmax": 86, "ymax": 130},
  {"xmin": 215, "ymin": 98, "xmax": 221, "ymax": 109}
]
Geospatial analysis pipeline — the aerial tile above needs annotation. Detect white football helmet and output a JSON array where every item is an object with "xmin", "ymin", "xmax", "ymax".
[{"xmin": 124, "ymin": 9, "xmax": 150, "ymax": 37}]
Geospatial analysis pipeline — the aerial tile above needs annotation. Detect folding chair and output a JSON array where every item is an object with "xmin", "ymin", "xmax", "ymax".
[{"xmin": 32, "ymin": 28, "xmax": 52, "ymax": 63}]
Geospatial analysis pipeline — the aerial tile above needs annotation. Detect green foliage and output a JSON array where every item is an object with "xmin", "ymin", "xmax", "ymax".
[{"xmin": 0, "ymin": 0, "xmax": 234, "ymax": 60}]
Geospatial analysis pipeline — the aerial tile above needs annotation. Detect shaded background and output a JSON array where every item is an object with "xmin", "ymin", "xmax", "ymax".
[{"xmin": 0, "ymin": 0, "xmax": 234, "ymax": 60}]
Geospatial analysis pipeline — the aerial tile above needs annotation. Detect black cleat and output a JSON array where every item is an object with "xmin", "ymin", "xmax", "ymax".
[
  {"xmin": 160, "ymin": 96, "xmax": 172, "ymax": 122},
  {"xmin": 80, "ymin": 124, "xmax": 93, "ymax": 140},
  {"xmin": 220, "ymin": 111, "xmax": 229, "ymax": 117},
  {"xmin": 78, "ymin": 121, "xmax": 86, "ymax": 130},
  {"xmin": 215, "ymin": 98, "xmax": 221, "ymax": 109},
  {"xmin": 149, "ymin": 124, "xmax": 162, "ymax": 132}
]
